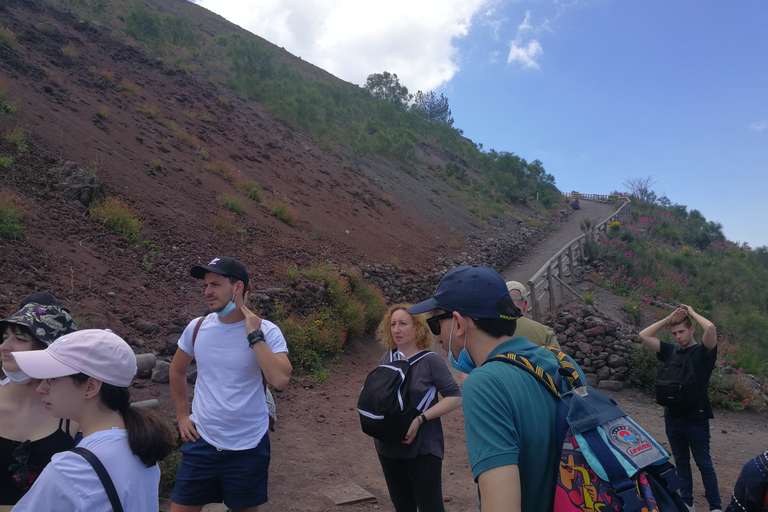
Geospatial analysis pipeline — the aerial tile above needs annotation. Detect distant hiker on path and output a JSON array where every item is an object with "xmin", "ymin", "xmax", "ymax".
[
  {"xmin": 371, "ymin": 304, "xmax": 461, "ymax": 512},
  {"xmin": 409, "ymin": 265, "xmax": 587, "ymax": 512},
  {"xmin": 639, "ymin": 305, "xmax": 722, "ymax": 512},
  {"xmin": 169, "ymin": 256, "xmax": 292, "ymax": 512}
]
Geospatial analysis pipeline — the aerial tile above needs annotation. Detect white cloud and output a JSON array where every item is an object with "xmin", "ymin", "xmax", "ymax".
[
  {"xmin": 508, "ymin": 39, "xmax": 543, "ymax": 69},
  {"xmin": 193, "ymin": 0, "xmax": 490, "ymax": 92},
  {"xmin": 505, "ymin": 10, "xmax": 545, "ymax": 69},
  {"xmin": 518, "ymin": 11, "xmax": 533, "ymax": 33},
  {"xmin": 749, "ymin": 120, "xmax": 767, "ymax": 132}
]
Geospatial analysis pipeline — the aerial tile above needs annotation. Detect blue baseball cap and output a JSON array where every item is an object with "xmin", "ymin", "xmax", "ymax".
[{"xmin": 409, "ymin": 265, "xmax": 520, "ymax": 320}]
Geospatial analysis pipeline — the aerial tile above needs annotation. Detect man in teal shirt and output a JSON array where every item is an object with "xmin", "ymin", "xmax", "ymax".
[{"xmin": 410, "ymin": 265, "xmax": 585, "ymax": 512}]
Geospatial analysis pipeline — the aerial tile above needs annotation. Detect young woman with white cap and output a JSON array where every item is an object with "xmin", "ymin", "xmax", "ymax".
[
  {"xmin": 11, "ymin": 329, "xmax": 175, "ymax": 511},
  {"xmin": 0, "ymin": 303, "xmax": 78, "ymax": 511}
]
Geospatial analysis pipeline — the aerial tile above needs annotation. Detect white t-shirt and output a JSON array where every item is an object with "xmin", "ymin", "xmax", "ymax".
[
  {"xmin": 12, "ymin": 428, "xmax": 160, "ymax": 512},
  {"xmin": 178, "ymin": 315, "xmax": 288, "ymax": 451}
]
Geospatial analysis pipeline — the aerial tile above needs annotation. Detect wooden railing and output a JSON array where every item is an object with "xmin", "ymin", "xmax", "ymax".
[
  {"xmin": 527, "ymin": 196, "xmax": 632, "ymax": 322},
  {"xmin": 562, "ymin": 191, "xmax": 625, "ymax": 204}
]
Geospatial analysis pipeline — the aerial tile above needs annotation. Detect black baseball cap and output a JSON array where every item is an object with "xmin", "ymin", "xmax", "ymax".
[{"xmin": 190, "ymin": 256, "xmax": 249, "ymax": 288}]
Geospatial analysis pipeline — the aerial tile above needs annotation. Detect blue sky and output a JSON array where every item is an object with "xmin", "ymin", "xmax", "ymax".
[{"xmin": 192, "ymin": 0, "xmax": 768, "ymax": 248}]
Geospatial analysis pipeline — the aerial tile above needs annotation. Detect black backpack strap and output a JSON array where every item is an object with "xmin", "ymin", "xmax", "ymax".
[{"xmin": 71, "ymin": 447, "xmax": 124, "ymax": 512}]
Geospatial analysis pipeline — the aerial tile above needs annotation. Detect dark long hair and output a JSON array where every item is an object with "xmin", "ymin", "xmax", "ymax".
[{"xmin": 71, "ymin": 374, "xmax": 175, "ymax": 466}]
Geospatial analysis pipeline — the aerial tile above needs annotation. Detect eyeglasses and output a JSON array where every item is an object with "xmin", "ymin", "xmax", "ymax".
[
  {"xmin": 426, "ymin": 312, "xmax": 454, "ymax": 336},
  {"xmin": 9, "ymin": 440, "xmax": 39, "ymax": 491}
]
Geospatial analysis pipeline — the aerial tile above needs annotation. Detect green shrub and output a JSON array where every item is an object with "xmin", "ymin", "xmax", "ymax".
[
  {"xmin": 627, "ymin": 345, "xmax": 663, "ymax": 394},
  {"xmin": 204, "ymin": 161, "xmax": 238, "ymax": 182},
  {"xmin": 709, "ymin": 367, "xmax": 765, "ymax": 412},
  {"xmin": 0, "ymin": 79, "xmax": 17, "ymax": 115},
  {"xmin": 235, "ymin": 180, "xmax": 262, "ymax": 202},
  {"xmin": 0, "ymin": 26, "xmax": 16, "ymax": 47},
  {"xmin": 61, "ymin": 45, "xmax": 78, "ymax": 58},
  {"xmin": 135, "ymin": 103, "xmax": 160, "ymax": 119},
  {"xmin": 0, "ymin": 190, "xmax": 24, "ymax": 239},
  {"xmin": 89, "ymin": 197, "xmax": 143, "ymax": 244},
  {"xmin": 217, "ymin": 192, "xmax": 244, "ymax": 215},
  {"xmin": 117, "ymin": 80, "xmax": 141, "ymax": 95},
  {"xmin": 4, "ymin": 126, "xmax": 27, "ymax": 152},
  {"xmin": 268, "ymin": 201, "xmax": 298, "ymax": 226},
  {"xmin": 275, "ymin": 265, "xmax": 387, "ymax": 379},
  {"xmin": 212, "ymin": 211, "xmax": 241, "ymax": 234},
  {"xmin": 0, "ymin": 156, "xmax": 12, "ymax": 168}
]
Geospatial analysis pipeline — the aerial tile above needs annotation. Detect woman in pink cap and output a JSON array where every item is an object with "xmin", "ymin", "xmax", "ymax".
[
  {"xmin": 11, "ymin": 329, "xmax": 175, "ymax": 511},
  {"xmin": 0, "ymin": 303, "xmax": 78, "ymax": 511}
]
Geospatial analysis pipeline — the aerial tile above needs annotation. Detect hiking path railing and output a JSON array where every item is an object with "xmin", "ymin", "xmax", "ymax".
[{"xmin": 528, "ymin": 196, "xmax": 632, "ymax": 322}]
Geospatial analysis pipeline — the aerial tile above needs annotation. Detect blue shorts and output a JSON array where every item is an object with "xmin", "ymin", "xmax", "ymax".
[{"xmin": 171, "ymin": 433, "xmax": 270, "ymax": 509}]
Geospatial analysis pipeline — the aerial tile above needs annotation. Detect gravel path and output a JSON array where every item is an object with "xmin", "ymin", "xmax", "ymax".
[{"xmin": 501, "ymin": 199, "xmax": 619, "ymax": 284}]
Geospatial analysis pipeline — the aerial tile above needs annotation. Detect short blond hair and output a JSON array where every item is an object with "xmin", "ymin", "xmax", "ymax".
[
  {"xmin": 668, "ymin": 309, "xmax": 692, "ymax": 329},
  {"xmin": 376, "ymin": 304, "xmax": 433, "ymax": 351}
]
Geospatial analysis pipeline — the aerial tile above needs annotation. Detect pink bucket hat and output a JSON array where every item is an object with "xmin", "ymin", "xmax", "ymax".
[{"xmin": 12, "ymin": 329, "xmax": 137, "ymax": 387}]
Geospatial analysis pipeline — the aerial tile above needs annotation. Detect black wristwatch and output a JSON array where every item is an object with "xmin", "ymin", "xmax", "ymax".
[{"xmin": 247, "ymin": 329, "xmax": 265, "ymax": 347}]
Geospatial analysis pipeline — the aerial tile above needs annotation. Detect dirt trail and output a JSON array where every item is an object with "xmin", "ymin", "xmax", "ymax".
[{"xmin": 188, "ymin": 201, "xmax": 767, "ymax": 512}]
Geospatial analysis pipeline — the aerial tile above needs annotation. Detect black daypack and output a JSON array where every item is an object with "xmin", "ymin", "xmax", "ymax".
[
  {"xmin": 655, "ymin": 347, "xmax": 698, "ymax": 408},
  {"xmin": 357, "ymin": 350, "xmax": 436, "ymax": 443}
]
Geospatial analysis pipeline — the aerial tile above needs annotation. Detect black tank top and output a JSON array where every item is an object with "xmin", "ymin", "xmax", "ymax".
[{"xmin": 0, "ymin": 419, "xmax": 75, "ymax": 504}]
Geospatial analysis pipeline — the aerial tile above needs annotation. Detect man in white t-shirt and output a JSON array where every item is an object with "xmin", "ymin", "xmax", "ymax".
[{"xmin": 169, "ymin": 256, "xmax": 292, "ymax": 512}]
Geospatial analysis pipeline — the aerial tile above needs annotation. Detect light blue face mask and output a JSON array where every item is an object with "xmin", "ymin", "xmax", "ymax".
[
  {"xmin": 216, "ymin": 289, "xmax": 238, "ymax": 317},
  {"xmin": 447, "ymin": 318, "xmax": 476, "ymax": 373}
]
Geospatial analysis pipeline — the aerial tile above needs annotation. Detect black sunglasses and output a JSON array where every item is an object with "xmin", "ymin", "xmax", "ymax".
[
  {"xmin": 426, "ymin": 312, "xmax": 454, "ymax": 336},
  {"xmin": 9, "ymin": 440, "xmax": 38, "ymax": 491}
]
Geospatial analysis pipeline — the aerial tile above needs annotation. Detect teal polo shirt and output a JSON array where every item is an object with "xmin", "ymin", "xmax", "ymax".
[{"xmin": 462, "ymin": 337, "xmax": 584, "ymax": 512}]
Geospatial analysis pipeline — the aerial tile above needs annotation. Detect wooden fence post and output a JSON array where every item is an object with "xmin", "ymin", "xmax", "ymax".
[
  {"xmin": 528, "ymin": 280, "xmax": 540, "ymax": 322},
  {"xmin": 557, "ymin": 253, "xmax": 565, "ymax": 305},
  {"xmin": 547, "ymin": 265, "xmax": 556, "ymax": 314}
]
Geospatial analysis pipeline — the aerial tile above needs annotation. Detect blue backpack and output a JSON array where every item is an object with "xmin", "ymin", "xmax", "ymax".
[{"xmin": 485, "ymin": 347, "xmax": 687, "ymax": 512}]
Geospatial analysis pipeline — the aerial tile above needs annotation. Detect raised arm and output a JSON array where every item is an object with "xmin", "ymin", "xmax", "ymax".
[
  {"xmin": 638, "ymin": 317, "xmax": 668, "ymax": 353},
  {"xmin": 241, "ymin": 305, "xmax": 292, "ymax": 389},
  {"xmin": 681, "ymin": 304, "xmax": 717, "ymax": 349}
]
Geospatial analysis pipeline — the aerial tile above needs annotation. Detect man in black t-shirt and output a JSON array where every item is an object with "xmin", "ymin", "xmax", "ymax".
[{"xmin": 639, "ymin": 305, "xmax": 722, "ymax": 512}]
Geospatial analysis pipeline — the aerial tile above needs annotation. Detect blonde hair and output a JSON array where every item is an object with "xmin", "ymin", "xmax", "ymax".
[
  {"xmin": 376, "ymin": 304, "xmax": 433, "ymax": 351},
  {"xmin": 667, "ymin": 309, "xmax": 693, "ymax": 329}
]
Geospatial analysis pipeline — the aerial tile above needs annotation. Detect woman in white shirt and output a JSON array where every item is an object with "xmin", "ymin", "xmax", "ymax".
[{"xmin": 11, "ymin": 329, "xmax": 175, "ymax": 512}]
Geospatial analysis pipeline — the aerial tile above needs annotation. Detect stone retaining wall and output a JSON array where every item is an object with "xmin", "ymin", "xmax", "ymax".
[{"xmin": 547, "ymin": 304, "xmax": 642, "ymax": 389}]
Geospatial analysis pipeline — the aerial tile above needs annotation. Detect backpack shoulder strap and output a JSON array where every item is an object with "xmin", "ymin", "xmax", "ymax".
[
  {"xmin": 71, "ymin": 447, "xmax": 124, "ymax": 512},
  {"xmin": 485, "ymin": 351, "xmax": 562, "ymax": 398},
  {"xmin": 408, "ymin": 350, "xmax": 432, "ymax": 365},
  {"xmin": 192, "ymin": 314, "xmax": 207, "ymax": 348}
]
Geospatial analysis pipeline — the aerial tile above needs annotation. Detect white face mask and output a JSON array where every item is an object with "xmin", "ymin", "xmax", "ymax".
[{"xmin": 3, "ymin": 369, "xmax": 32, "ymax": 384}]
